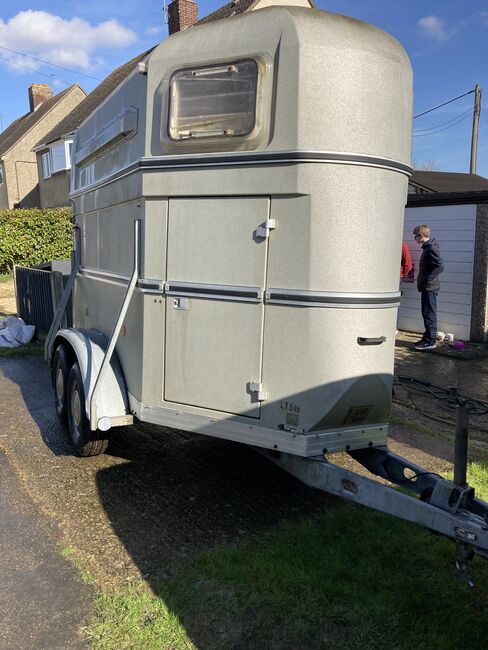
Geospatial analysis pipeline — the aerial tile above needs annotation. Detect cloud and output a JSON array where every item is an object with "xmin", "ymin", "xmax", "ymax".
[
  {"xmin": 145, "ymin": 25, "xmax": 163, "ymax": 36},
  {"xmin": 0, "ymin": 10, "xmax": 136, "ymax": 73},
  {"xmin": 417, "ymin": 15, "xmax": 449, "ymax": 41}
]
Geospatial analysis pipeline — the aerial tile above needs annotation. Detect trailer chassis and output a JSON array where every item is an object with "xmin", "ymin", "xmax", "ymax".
[
  {"xmin": 45, "ymin": 221, "xmax": 488, "ymax": 568},
  {"xmin": 258, "ymin": 418, "xmax": 488, "ymax": 568}
]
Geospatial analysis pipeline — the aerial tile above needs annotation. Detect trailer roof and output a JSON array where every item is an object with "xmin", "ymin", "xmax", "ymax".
[
  {"xmin": 196, "ymin": 0, "xmax": 315, "ymax": 26},
  {"xmin": 35, "ymin": 49, "xmax": 155, "ymax": 149}
]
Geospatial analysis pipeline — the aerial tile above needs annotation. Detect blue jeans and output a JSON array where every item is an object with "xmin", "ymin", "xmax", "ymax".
[{"xmin": 421, "ymin": 290, "xmax": 438, "ymax": 344}]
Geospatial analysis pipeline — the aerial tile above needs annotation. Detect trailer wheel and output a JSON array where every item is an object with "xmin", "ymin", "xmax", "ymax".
[
  {"xmin": 67, "ymin": 362, "xmax": 108, "ymax": 457},
  {"xmin": 52, "ymin": 344, "xmax": 71, "ymax": 423}
]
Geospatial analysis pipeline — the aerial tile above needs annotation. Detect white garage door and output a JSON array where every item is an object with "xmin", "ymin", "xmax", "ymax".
[{"xmin": 399, "ymin": 203, "xmax": 476, "ymax": 340}]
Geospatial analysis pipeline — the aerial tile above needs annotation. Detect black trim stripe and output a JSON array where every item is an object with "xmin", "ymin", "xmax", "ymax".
[
  {"xmin": 139, "ymin": 151, "xmax": 412, "ymax": 175},
  {"xmin": 137, "ymin": 280, "xmax": 162, "ymax": 290},
  {"xmin": 166, "ymin": 284, "xmax": 260, "ymax": 299},
  {"xmin": 78, "ymin": 271, "xmax": 399, "ymax": 307},
  {"xmin": 71, "ymin": 150, "xmax": 412, "ymax": 197},
  {"xmin": 267, "ymin": 292, "xmax": 400, "ymax": 305}
]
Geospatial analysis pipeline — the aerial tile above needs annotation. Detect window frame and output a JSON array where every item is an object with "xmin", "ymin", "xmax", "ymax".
[
  {"xmin": 42, "ymin": 139, "xmax": 74, "ymax": 179},
  {"xmin": 168, "ymin": 59, "xmax": 259, "ymax": 142},
  {"xmin": 159, "ymin": 54, "xmax": 273, "ymax": 154},
  {"xmin": 41, "ymin": 151, "xmax": 52, "ymax": 179}
]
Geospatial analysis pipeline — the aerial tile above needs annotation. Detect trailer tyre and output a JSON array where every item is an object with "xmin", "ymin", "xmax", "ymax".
[
  {"xmin": 67, "ymin": 362, "xmax": 108, "ymax": 457},
  {"xmin": 53, "ymin": 344, "xmax": 71, "ymax": 423}
]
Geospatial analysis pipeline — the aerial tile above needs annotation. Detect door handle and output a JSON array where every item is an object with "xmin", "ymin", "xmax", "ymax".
[{"xmin": 357, "ymin": 336, "xmax": 387, "ymax": 346}]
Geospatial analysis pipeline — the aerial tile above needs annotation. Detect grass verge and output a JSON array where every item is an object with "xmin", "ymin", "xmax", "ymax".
[
  {"xmin": 83, "ymin": 463, "xmax": 488, "ymax": 650},
  {"xmin": 0, "ymin": 342, "xmax": 44, "ymax": 358},
  {"xmin": 390, "ymin": 414, "xmax": 450, "ymax": 440},
  {"xmin": 0, "ymin": 273, "xmax": 12, "ymax": 283}
]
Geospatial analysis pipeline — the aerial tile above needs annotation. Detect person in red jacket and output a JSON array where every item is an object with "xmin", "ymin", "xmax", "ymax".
[
  {"xmin": 397, "ymin": 241, "xmax": 413, "ymax": 333},
  {"xmin": 400, "ymin": 241, "xmax": 413, "ymax": 280}
]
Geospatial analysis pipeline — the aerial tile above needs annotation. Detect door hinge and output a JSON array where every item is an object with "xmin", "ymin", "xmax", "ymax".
[
  {"xmin": 256, "ymin": 219, "xmax": 276, "ymax": 239},
  {"xmin": 249, "ymin": 381, "xmax": 268, "ymax": 401}
]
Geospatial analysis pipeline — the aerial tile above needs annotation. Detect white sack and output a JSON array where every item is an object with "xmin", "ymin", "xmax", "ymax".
[{"xmin": 0, "ymin": 316, "xmax": 35, "ymax": 348}]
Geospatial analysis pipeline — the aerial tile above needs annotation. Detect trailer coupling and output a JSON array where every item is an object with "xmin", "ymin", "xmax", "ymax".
[{"xmin": 258, "ymin": 445, "xmax": 488, "ymax": 568}]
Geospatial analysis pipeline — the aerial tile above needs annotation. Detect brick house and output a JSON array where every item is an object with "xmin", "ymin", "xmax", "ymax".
[
  {"xmin": 33, "ymin": 52, "xmax": 151, "ymax": 209},
  {"xmin": 0, "ymin": 83, "xmax": 86, "ymax": 210}
]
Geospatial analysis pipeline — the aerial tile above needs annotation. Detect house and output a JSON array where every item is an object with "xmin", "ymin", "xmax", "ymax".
[
  {"xmin": 33, "ymin": 51, "xmax": 153, "ymax": 209},
  {"xmin": 409, "ymin": 170, "xmax": 488, "ymax": 194},
  {"xmin": 33, "ymin": 0, "xmax": 314, "ymax": 208},
  {"xmin": 0, "ymin": 83, "xmax": 86, "ymax": 210},
  {"xmin": 402, "ymin": 171, "xmax": 488, "ymax": 342}
]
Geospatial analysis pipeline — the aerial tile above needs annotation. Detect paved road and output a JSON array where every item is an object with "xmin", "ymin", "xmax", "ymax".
[{"xmin": 0, "ymin": 450, "xmax": 92, "ymax": 649}]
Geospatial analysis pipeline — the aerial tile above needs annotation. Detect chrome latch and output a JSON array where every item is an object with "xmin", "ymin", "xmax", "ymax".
[
  {"xmin": 256, "ymin": 219, "xmax": 276, "ymax": 239},
  {"xmin": 173, "ymin": 297, "xmax": 189, "ymax": 310},
  {"xmin": 249, "ymin": 381, "xmax": 268, "ymax": 401}
]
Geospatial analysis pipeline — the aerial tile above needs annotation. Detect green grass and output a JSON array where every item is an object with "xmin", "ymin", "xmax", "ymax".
[
  {"xmin": 0, "ymin": 272, "xmax": 12, "ymax": 282},
  {"xmin": 84, "ymin": 584, "xmax": 196, "ymax": 650},
  {"xmin": 390, "ymin": 414, "xmax": 451, "ymax": 440},
  {"xmin": 445, "ymin": 461, "xmax": 488, "ymax": 500},
  {"xmin": 0, "ymin": 341, "xmax": 44, "ymax": 358},
  {"xmin": 83, "ymin": 462, "xmax": 488, "ymax": 650}
]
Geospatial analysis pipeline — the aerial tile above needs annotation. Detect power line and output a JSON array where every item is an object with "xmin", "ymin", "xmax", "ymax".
[
  {"xmin": 413, "ymin": 90, "xmax": 475, "ymax": 119},
  {"xmin": 0, "ymin": 54, "xmax": 70, "ymax": 86},
  {"xmin": 0, "ymin": 45, "xmax": 101, "ymax": 81},
  {"xmin": 480, "ymin": 98, "xmax": 488, "ymax": 127},
  {"xmin": 413, "ymin": 111, "xmax": 472, "ymax": 137},
  {"xmin": 413, "ymin": 108, "xmax": 472, "ymax": 133}
]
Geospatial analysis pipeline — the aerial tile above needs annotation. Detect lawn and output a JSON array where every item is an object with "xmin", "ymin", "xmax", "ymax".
[{"xmin": 84, "ymin": 462, "xmax": 488, "ymax": 650}]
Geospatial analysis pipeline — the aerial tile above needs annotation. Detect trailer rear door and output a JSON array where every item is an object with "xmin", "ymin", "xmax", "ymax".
[{"xmin": 164, "ymin": 196, "xmax": 269, "ymax": 418}]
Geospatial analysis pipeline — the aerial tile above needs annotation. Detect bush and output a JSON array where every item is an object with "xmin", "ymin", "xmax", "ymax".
[{"xmin": 0, "ymin": 207, "xmax": 72, "ymax": 273}]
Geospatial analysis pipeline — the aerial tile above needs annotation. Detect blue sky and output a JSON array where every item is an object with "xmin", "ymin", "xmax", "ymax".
[{"xmin": 1, "ymin": 0, "xmax": 487, "ymax": 176}]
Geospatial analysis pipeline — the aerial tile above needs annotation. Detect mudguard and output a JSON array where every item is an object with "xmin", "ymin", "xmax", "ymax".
[{"xmin": 53, "ymin": 328, "xmax": 132, "ymax": 429}]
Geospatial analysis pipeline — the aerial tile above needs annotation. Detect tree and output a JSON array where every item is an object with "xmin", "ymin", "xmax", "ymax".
[{"xmin": 412, "ymin": 159, "xmax": 442, "ymax": 171}]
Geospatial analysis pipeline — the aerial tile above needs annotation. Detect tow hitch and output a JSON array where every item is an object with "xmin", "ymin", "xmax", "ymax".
[{"xmin": 258, "ymin": 405, "xmax": 488, "ymax": 569}]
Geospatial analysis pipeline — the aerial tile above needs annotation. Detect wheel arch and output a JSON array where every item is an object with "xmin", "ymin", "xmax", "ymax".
[{"xmin": 52, "ymin": 328, "xmax": 131, "ymax": 427}]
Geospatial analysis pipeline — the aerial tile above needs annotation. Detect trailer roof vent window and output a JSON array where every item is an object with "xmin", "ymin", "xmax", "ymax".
[{"xmin": 169, "ymin": 59, "xmax": 258, "ymax": 140}]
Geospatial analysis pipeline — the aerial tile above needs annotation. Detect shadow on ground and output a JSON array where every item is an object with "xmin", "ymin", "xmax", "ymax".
[{"xmin": 97, "ymin": 426, "xmax": 335, "ymax": 580}]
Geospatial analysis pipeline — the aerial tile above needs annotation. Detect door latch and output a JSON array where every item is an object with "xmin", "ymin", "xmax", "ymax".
[
  {"xmin": 249, "ymin": 381, "xmax": 268, "ymax": 401},
  {"xmin": 173, "ymin": 297, "xmax": 189, "ymax": 310},
  {"xmin": 256, "ymin": 219, "xmax": 276, "ymax": 239}
]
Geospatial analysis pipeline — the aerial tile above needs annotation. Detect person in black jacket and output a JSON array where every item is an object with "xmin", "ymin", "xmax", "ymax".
[{"xmin": 412, "ymin": 224, "xmax": 445, "ymax": 350}]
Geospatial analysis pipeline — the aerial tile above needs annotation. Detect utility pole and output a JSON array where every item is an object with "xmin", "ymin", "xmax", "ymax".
[{"xmin": 470, "ymin": 83, "xmax": 481, "ymax": 174}]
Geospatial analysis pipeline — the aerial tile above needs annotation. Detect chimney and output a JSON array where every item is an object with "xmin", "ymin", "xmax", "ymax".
[
  {"xmin": 168, "ymin": 0, "xmax": 198, "ymax": 35},
  {"xmin": 28, "ymin": 83, "xmax": 53, "ymax": 112}
]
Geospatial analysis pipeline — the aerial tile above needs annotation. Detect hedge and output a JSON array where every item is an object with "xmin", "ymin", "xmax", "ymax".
[{"xmin": 0, "ymin": 207, "xmax": 73, "ymax": 273}]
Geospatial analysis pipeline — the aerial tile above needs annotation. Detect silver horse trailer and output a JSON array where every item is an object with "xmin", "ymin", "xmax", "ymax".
[{"xmin": 46, "ymin": 6, "xmax": 488, "ymax": 567}]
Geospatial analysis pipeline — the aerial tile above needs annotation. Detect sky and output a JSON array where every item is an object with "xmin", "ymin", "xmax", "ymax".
[{"xmin": 1, "ymin": 0, "xmax": 488, "ymax": 176}]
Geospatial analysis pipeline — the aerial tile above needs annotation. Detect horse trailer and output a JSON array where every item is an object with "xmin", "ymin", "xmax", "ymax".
[{"xmin": 46, "ymin": 5, "xmax": 488, "ymax": 567}]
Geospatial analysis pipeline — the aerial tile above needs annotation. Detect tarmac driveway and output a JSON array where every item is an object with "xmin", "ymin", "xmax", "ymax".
[
  {"xmin": 0, "ymin": 450, "xmax": 92, "ymax": 649},
  {"xmin": 0, "ymin": 336, "xmax": 487, "ymax": 620},
  {"xmin": 0, "ymin": 356, "xmax": 335, "ymax": 593}
]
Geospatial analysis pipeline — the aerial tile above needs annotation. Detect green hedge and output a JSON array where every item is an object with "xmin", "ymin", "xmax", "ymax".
[{"xmin": 0, "ymin": 207, "xmax": 72, "ymax": 273}]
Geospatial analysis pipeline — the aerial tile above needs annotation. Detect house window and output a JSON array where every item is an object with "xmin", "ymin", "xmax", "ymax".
[
  {"xmin": 0, "ymin": 166, "xmax": 3, "ymax": 186},
  {"xmin": 168, "ymin": 59, "xmax": 258, "ymax": 140},
  {"xmin": 41, "ymin": 152, "xmax": 51, "ymax": 179},
  {"xmin": 47, "ymin": 139, "xmax": 73, "ymax": 175},
  {"xmin": 51, "ymin": 142, "xmax": 67, "ymax": 173}
]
